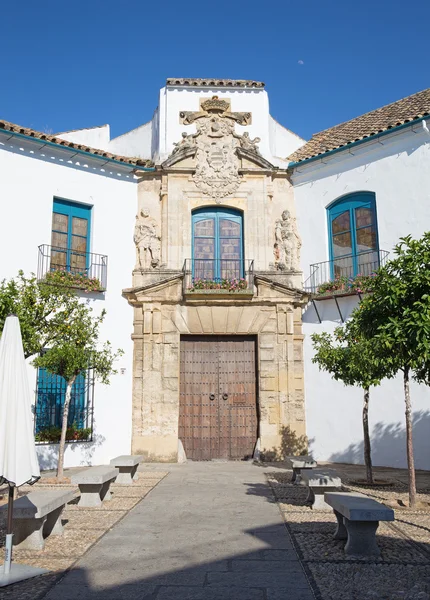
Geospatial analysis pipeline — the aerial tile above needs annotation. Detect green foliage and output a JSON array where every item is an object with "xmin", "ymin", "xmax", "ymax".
[
  {"xmin": 44, "ymin": 270, "xmax": 104, "ymax": 293},
  {"xmin": 35, "ymin": 425, "xmax": 92, "ymax": 443},
  {"xmin": 33, "ymin": 304, "xmax": 123, "ymax": 385},
  {"xmin": 352, "ymin": 234, "xmax": 430, "ymax": 379},
  {"xmin": 0, "ymin": 271, "xmax": 82, "ymax": 358},
  {"xmin": 311, "ymin": 319, "xmax": 387, "ymax": 390}
]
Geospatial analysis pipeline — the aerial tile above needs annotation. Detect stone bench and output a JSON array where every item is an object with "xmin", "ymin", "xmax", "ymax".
[
  {"xmin": 325, "ymin": 491, "xmax": 395, "ymax": 557},
  {"xmin": 71, "ymin": 466, "xmax": 118, "ymax": 507},
  {"xmin": 110, "ymin": 455, "xmax": 143, "ymax": 485},
  {"xmin": 301, "ymin": 469, "xmax": 342, "ymax": 509},
  {"xmin": 0, "ymin": 488, "xmax": 76, "ymax": 550},
  {"xmin": 286, "ymin": 455, "xmax": 317, "ymax": 484}
]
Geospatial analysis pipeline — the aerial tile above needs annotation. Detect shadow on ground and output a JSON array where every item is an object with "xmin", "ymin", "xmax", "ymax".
[{"xmin": 6, "ymin": 523, "xmax": 315, "ymax": 600}]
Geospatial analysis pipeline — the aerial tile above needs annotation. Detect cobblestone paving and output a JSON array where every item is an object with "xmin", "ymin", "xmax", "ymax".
[
  {"xmin": 0, "ymin": 470, "xmax": 167, "ymax": 600},
  {"xmin": 267, "ymin": 465, "xmax": 430, "ymax": 600},
  {"xmin": 39, "ymin": 462, "xmax": 315, "ymax": 600}
]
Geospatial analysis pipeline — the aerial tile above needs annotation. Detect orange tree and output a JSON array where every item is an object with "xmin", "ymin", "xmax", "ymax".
[
  {"xmin": 312, "ymin": 321, "xmax": 387, "ymax": 484},
  {"xmin": 0, "ymin": 271, "xmax": 81, "ymax": 358},
  {"xmin": 353, "ymin": 234, "xmax": 430, "ymax": 507},
  {"xmin": 33, "ymin": 304, "xmax": 123, "ymax": 479}
]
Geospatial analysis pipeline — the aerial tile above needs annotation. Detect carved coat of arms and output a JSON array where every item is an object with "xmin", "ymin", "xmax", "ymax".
[{"xmin": 168, "ymin": 97, "xmax": 261, "ymax": 202}]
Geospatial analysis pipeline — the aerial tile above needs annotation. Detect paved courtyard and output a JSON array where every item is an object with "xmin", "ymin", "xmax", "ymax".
[{"xmin": 43, "ymin": 462, "xmax": 314, "ymax": 600}]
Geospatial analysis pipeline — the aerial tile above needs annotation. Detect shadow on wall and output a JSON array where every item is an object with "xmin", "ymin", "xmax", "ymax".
[
  {"xmin": 259, "ymin": 426, "xmax": 314, "ymax": 462},
  {"xmin": 302, "ymin": 296, "xmax": 359, "ymax": 324},
  {"xmin": 329, "ymin": 410, "xmax": 430, "ymax": 470},
  {"xmin": 36, "ymin": 430, "xmax": 106, "ymax": 471}
]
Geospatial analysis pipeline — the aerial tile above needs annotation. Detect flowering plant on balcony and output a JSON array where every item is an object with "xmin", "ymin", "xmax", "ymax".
[
  {"xmin": 187, "ymin": 277, "xmax": 249, "ymax": 293},
  {"xmin": 35, "ymin": 424, "xmax": 92, "ymax": 443},
  {"xmin": 44, "ymin": 270, "xmax": 104, "ymax": 293},
  {"xmin": 316, "ymin": 273, "xmax": 377, "ymax": 296}
]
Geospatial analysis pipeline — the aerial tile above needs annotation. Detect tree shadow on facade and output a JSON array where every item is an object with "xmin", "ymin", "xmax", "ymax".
[
  {"xmin": 329, "ymin": 410, "xmax": 430, "ymax": 471},
  {"xmin": 258, "ymin": 426, "xmax": 314, "ymax": 463},
  {"xmin": 36, "ymin": 427, "xmax": 106, "ymax": 471}
]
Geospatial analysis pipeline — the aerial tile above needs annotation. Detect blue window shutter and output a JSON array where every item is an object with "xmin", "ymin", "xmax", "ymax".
[
  {"xmin": 327, "ymin": 192, "xmax": 379, "ymax": 279},
  {"xmin": 51, "ymin": 198, "xmax": 92, "ymax": 274},
  {"xmin": 192, "ymin": 208, "xmax": 244, "ymax": 280}
]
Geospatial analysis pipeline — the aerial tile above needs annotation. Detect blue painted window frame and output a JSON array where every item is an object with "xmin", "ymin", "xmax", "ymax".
[
  {"xmin": 192, "ymin": 208, "xmax": 244, "ymax": 280},
  {"xmin": 51, "ymin": 198, "xmax": 92, "ymax": 273},
  {"xmin": 327, "ymin": 192, "xmax": 379, "ymax": 279}
]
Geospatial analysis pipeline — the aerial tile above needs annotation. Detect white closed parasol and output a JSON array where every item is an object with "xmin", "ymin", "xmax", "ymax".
[{"xmin": 0, "ymin": 315, "xmax": 47, "ymax": 586}]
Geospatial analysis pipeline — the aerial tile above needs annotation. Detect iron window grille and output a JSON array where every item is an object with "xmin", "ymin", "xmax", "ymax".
[{"xmin": 34, "ymin": 367, "xmax": 94, "ymax": 444}]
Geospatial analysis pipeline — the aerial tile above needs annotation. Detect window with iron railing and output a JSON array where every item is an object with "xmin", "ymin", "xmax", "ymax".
[
  {"xmin": 328, "ymin": 192, "xmax": 379, "ymax": 279},
  {"xmin": 37, "ymin": 198, "xmax": 107, "ymax": 291}
]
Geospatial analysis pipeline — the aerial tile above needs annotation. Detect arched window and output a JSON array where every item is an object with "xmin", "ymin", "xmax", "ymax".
[
  {"xmin": 327, "ymin": 192, "xmax": 379, "ymax": 278},
  {"xmin": 192, "ymin": 208, "xmax": 244, "ymax": 280}
]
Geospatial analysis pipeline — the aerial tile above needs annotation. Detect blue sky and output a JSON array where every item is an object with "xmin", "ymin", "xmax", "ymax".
[{"xmin": 2, "ymin": 0, "xmax": 428, "ymax": 142}]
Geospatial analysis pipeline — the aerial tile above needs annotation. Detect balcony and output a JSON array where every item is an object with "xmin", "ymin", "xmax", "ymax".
[
  {"xmin": 182, "ymin": 259, "xmax": 254, "ymax": 297},
  {"xmin": 305, "ymin": 249, "xmax": 389, "ymax": 297},
  {"xmin": 37, "ymin": 244, "xmax": 108, "ymax": 292}
]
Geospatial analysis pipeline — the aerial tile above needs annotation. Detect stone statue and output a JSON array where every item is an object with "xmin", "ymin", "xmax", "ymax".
[
  {"xmin": 237, "ymin": 131, "xmax": 261, "ymax": 154},
  {"xmin": 134, "ymin": 208, "xmax": 161, "ymax": 269},
  {"xmin": 172, "ymin": 131, "xmax": 199, "ymax": 154},
  {"xmin": 274, "ymin": 210, "xmax": 302, "ymax": 271}
]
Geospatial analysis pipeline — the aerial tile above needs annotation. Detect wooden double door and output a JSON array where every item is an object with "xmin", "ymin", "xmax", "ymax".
[{"xmin": 179, "ymin": 335, "xmax": 258, "ymax": 461}]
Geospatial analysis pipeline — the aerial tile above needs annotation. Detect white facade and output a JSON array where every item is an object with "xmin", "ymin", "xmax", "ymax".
[
  {"xmin": 0, "ymin": 130, "xmax": 140, "ymax": 469},
  {"xmin": 2, "ymin": 80, "xmax": 429, "ymax": 472},
  {"xmin": 293, "ymin": 122, "xmax": 430, "ymax": 470},
  {"xmin": 58, "ymin": 83, "xmax": 305, "ymax": 166}
]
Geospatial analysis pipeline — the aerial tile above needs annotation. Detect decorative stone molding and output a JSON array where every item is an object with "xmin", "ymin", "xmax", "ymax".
[
  {"xmin": 163, "ymin": 96, "xmax": 278, "ymax": 199},
  {"xmin": 167, "ymin": 78, "xmax": 264, "ymax": 89}
]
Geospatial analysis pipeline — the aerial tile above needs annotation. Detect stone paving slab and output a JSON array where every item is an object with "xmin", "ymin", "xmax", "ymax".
[
  {"xmin": 0, "ymin": 472, "xmax": 167, "ymax": 599},
  {"xmin": 44, "ymin": 462, "xmax": 314, "ymax": 599},
  {"xmin": 156, "ymin": 588, "xmax": 265, "ymax": 600}
]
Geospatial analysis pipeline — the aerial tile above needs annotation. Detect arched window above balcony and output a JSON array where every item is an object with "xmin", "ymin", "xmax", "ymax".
[
  {"xmin": 327, "ymin": 192, "xmax": 379, "ymax": 279},
  {"xmin": 192, "ymin": 208, "xmax": 244, "ymax": 281}
]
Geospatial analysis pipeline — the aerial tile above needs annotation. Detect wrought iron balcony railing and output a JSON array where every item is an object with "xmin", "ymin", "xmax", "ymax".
[
  {"xmin": 37, "ymin": 244, "xmax": 108, "ymax": 292},
  {"xmin": 182, "ymin": 259, "xmax": 254, "ymax": 295},
  {"xmin": 304, "ymin": 249, "xmax": 389, "ymax": 296}
]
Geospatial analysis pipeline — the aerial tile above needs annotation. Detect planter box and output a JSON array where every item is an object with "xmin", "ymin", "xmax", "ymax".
[{"xmin": 184, "ymin": 289, "xmax": 254, "ymax": 299}]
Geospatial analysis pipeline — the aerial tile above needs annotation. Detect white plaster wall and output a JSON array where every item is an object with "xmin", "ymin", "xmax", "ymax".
[
  {"xmin": 54, "ymin": 85, "xmax": 304, "ymax": 166},
  {"xmin": 57, "ymin": 125, "xmax": 111, "ymax": 150},
  {"xmin": 294, "ymin": 124, "xmax": 430, "ymax": 470},
  {"xmin": 157, "ymin": 85, "xmax": 304, "ymax": 166},
  {"xmin": 268, "ymin": 115, "xmax": 305, "ymax": 165},
  {"xmin": 0, "ymin": 146, "xmax": 137, "ymax": 470},
  {"xmin": 109, "ymin": 121, "xmax": 153, "ymax": 159}
]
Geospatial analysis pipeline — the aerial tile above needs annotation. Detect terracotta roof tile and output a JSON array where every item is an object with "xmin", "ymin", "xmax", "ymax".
[
  {"xmin": 288, "ymin": 88, "xmax": 430, "ymax": 163},
  {"xmin": 166, "ymin": 78, "xmax": 264, "ymax": 88},
  {"xmin": 0, "ymin": 120, "xmax": 154, "ymax": 168}
]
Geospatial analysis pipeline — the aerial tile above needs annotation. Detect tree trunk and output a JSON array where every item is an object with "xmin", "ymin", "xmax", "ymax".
[
  {"xmin": 404, "ymin": 367, "xmax": 416, "ymax": 508},
  {"xmin": 362, "ymin": 387, "xmax": 373, "ymax": 484},
  {"xmin": 57, "ymin": 375, "xmax": 77, "ymax": 479}
]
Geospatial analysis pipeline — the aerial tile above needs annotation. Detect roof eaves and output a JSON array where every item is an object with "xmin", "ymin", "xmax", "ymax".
[
  {"xmin": 0, "ymin": 120, "xmax": 154, "ymax": 170},
  {"xmin": 288, "ymin": 115, "xmax": 429, "ymax": 168}
]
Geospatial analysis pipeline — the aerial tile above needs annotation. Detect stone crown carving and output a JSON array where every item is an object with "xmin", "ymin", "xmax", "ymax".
[{"xmin": 200, "ymin": 97, "xmax": 230, "ymax": 113}]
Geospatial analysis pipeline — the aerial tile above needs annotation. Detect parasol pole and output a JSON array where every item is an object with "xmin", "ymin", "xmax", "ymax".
[{"xmin": 3, "ymin": 484, "xmax": 14, "ymax": 575}]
